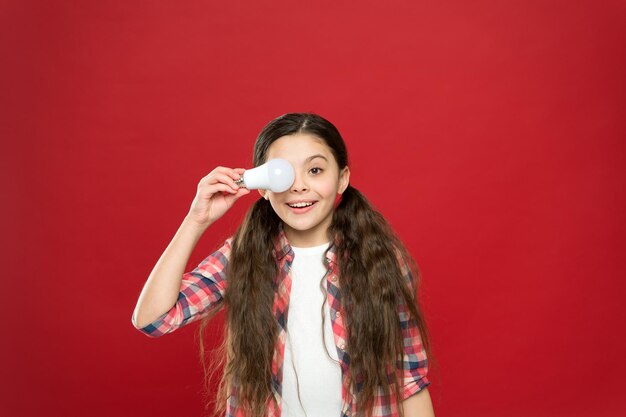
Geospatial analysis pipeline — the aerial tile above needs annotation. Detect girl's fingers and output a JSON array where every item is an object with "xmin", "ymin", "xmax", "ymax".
[
  {"xmin": 224, "ymin": 187, "xmax": 250, "ymax": 202},
  {"xmin": 208, "ymin": 183, "xmax": 237, "ymax": 195},
  {"xmin": 215, "ymin": 166, "xmax": 244, "ymax": 180},
  {"xmin": 201, "ymin": 167, "xmax": 245, "ymax": 190},
  {"xmin": 224, "ymin": 188, "xmax": 250, "ymax": 204},
  {"xmin": 207, "ymin": 172, "xmax": 240, "ymax": 191},
  {"xmin": 228, "ymin": 168, "xmax": 245, "ymax": 181}
]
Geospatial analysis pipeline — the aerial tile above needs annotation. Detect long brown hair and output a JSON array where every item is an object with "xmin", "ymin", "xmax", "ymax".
[{"xmin": 197, "ymin": 113, "xmax": 437, "ymax": 417}]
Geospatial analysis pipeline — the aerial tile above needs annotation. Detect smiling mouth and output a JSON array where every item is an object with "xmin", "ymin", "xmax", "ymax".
[{"xmin": 286, "ymin": 201, "xmax": 317, "ymax": 208}]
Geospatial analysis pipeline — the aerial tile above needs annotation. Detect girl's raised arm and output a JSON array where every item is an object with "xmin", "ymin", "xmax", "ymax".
[{"xmin": 131, "ymin": 166, "xmax": 249, "ymax": 330}]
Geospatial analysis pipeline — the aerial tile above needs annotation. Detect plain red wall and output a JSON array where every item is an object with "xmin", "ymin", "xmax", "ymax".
[{"xmin": 2, "ymin": 1, "xmax": 625, "ymax": 416}]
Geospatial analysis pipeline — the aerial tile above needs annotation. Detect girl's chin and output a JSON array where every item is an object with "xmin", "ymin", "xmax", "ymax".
[
  {"xmin": 283, "ymin": 219, "xmax": 315, "ymax": 229},
  {"xmin": 281, "ymin": 217, "xmax": 321, "ymax": 230}
]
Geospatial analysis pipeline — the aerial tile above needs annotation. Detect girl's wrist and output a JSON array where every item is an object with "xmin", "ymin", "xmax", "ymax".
[{"xmin": 182, "ymin": 215, "xmax": 212, "ymax": 233}]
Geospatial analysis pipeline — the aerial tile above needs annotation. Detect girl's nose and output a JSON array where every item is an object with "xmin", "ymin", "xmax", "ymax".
[{"xmin": 290, "ymin": 174, "xmax": 308, "ymax": 192}]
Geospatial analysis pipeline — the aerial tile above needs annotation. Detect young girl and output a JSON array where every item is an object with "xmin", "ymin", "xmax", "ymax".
[{"xmin": 132, "ymin": 113, "xmax": 435, "ymax": 417}]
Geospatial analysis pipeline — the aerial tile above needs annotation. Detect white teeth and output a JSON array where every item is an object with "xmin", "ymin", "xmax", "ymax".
[{"xmin": 288, "ymin": 202, "xmax": 314, "ymax": 208}]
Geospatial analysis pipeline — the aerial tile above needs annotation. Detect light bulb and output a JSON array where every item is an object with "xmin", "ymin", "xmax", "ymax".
[{"xmin": 235, "ymin": 158, "xmax": 295, "ymax": 192}]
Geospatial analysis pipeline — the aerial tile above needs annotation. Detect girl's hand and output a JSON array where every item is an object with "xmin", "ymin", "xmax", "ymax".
[{"xmin": 186, "ymin": 166, "xmax": 251, "ymax": 227}]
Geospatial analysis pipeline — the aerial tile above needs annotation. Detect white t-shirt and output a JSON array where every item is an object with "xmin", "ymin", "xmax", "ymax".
[{"xmin": 281, "ymin": 242, "xmax": 343, "ymax": 417}]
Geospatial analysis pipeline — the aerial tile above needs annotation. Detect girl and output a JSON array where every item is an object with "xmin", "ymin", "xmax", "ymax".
[{"xmin": 132, "ymin": 113, "xmax": 436, "ymax": 417}]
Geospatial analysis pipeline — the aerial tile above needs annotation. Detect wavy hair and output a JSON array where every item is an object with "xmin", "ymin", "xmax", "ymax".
[{"xmin": 197, "ymin": 113, "xmax": 436, "ymax": 417}]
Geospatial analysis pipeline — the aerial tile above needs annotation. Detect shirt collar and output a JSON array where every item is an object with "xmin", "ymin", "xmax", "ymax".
[{"xmin": 273, "ymin": 222, "xmax": 339, "ymax": 266}]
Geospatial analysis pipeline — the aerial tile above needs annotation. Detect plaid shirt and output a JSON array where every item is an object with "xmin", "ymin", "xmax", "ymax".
[{"xmin": 133, "ymin": 223, "xmax": 430, "ymax": 416}]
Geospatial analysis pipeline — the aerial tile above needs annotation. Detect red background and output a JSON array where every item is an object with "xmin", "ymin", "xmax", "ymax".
[{"xmin": 2, "ymin": 1, "xmax": 625, "ymax": 416}]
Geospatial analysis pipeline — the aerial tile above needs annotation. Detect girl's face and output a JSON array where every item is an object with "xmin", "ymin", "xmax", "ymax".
[{"xmin": 259, "ymin": 133, "xmax": 350, "ymax": 248}]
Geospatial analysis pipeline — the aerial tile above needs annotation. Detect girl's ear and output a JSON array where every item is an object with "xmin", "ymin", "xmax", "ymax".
[
  {"xmin": 338, "ymin": 166, "xmax": 350, "ymax": 194},
  {"xmin": 258, "ymin": 190, "xmax": 269, "ymax": 200}
]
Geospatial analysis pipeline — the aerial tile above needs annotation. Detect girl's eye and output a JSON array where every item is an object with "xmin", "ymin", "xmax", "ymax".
[{"xmin": 310, "ymin": 167, "xmax": 323, "ymax": 175}]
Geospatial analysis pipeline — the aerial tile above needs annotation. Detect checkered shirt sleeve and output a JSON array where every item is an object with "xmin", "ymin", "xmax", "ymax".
[
  {"xmin": 396, "ymin": 249, "xmax": 431, "ymax": 400},
  {"xmin": 132, "ymin": 237, "xmax": 232, "ymax": 337}
]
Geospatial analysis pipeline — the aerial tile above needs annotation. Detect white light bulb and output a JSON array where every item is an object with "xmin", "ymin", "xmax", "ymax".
[{"xmin": 236, "ymin": 158, "xmax": 295, "ymax": 192}]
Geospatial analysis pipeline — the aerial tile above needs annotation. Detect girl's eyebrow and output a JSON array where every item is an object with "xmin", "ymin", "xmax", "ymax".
[{"xmin": 305, "ymin": 154, "xmax": 328, "ymax": 163}]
